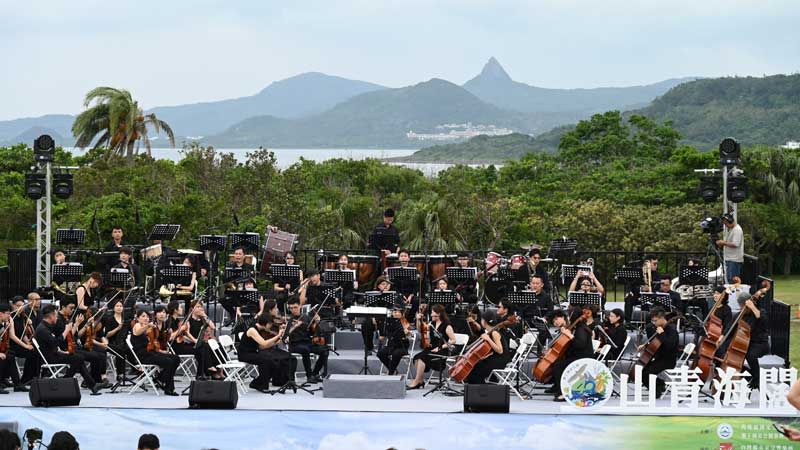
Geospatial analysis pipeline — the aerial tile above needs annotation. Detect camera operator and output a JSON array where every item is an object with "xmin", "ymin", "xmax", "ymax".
[{"xmin": 716, "ymin": 213, "xmax": 743, "ymax": 284}]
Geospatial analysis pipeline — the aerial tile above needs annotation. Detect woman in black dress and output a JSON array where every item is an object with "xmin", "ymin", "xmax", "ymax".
[
  {"xmin": 377, "ymin": 307, "xmax": 411, "ymax": 375},
  {"xmin": 407, "ymin": 304, "xmax": 456, "ymax": 389},
  {"xmin": 183, "ymin": 299, "xmax": 221, "ymax": 379},
  {"xmin": 464, "ymin": 310, "xmax": 513, "ymax": 384},
  {"xmin": 238, "ymin": 313, "xmax": 287, "ymax": 392},
  {"xmin": 600, "ymin": 308, "xmax": 628, "ymax": 361},
  {"xmin": 130, "ymin": 309, "xmax": 179, "ymax": 395}
]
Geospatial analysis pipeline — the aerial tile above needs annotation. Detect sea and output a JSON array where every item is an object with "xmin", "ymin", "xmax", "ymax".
[{"xmin": 63, "ymin": 147, "xmax": 500, "ymax": 177}]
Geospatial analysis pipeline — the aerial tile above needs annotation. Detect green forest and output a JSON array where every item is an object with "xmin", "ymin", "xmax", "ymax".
[{"xmin": 1, "ymin": 111, "xmax": 798, "ymax": 275}]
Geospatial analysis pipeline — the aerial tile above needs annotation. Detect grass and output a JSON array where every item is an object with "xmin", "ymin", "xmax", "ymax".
[{"xmin": 772, "ymin": 275, "xmax": 800, "ymax": 366}]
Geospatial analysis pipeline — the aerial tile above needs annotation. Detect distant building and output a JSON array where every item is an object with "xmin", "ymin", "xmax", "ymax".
[
  {"xmin": 781, "ymin": 141, "xmax": 800, "ymax": 149},
  {"xmin": 406, "ymin": 123, "xmax": 514, "ymax": 141}
]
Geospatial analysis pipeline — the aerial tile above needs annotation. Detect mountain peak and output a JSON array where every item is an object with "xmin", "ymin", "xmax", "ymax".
[{"xmin": 478, "ymin": 57, "xmax": 512, "ymax": 82}]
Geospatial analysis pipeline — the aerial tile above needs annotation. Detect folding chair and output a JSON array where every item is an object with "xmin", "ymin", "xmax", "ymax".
[
  {"xmin": 32, "ymin": 338, "xmax": 69, "ymax": 379},
  {"xmin": 660, "ymin": 343, "xmax": 696, "ymax": 397},
  {"xmin": 218, "ymin": 333, "xmax": 256, "ymax": 379},
  {"xmin": 425, "ymin": 333, "xmax": 470, "ymax": 385},
  {"xmin": 490, "ymin": 331, "xmax": 538, "ymax": 399},
  {"xmin": 125, "ymin": 336, "xmax": 160, "ymax": 396},
  {"xmin": 167, "ymin": 342, "xmax": 196, "ymax": 383},
  {"xmin": 208, "ymin": 338, "xmax": 249, "ymax": 395},
  {"xmin": 595, "ymin": 344, "xmax": 611, "ymax": 361},
  {"xmin": 379, "ymin": 332, "xmax": 417, "ymax": 379}
]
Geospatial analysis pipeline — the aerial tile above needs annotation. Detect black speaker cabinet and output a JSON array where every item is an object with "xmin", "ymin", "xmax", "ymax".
[
  {"xmin": 189, "ymin": 380, "xmax": 238, "ymax": 409},
  {"xmin": 29, "ymin": 378, "xmax": 81, "ymax": 407},
  {"xmin": 463, "ymin": 384, "xmax": 509, "ymax": 413}
]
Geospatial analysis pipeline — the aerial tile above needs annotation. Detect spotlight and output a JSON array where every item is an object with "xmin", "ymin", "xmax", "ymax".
[
  {"xmin": 699, "ymin": 176, "xmax": 720, "ymax": 202},
  {"xmin": 53, "ymin": 172, "xmax": 73, "ymax": 199},
  {"xmin": 719, "ymin": 137, "xmax": 740, "ymax": 166},
  {"xmin": 24, "ymin": 172, "xmax": 46, "ymax": 199},
  {"xmin": 33, "ymin": 134, "xmax": 55, "ymax": 162},
  {"xmin": 728, "ymin": 175, "xmax": 748, "ymax": 203}
]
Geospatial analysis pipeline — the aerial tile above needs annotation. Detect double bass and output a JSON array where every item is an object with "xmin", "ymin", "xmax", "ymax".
[
  {"xmin": 718, "ymin": 281, "xmax": 771, "ymax": 374},
  {"xmin": 692, "ymin": 288, "xmax": 730, "ymax": 381},
  {"xmin": 449, "ymin": 315, "xmax": 517, "ymax": 383},
  {"xmin": 533, "ymin": 309, "xmax": 592, "ymax": 383}
]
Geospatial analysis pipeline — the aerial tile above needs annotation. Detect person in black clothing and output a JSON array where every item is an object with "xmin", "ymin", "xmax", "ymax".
[
  {"xmin": 54, "ymin": 303, "xmax": 108, "ymax": 389},
  {"xmin": 408, "ymin": 304, "xmax": 457, "ymax": 389},
  {"xmin": 377, "ymin": 307, "xmax": 411, "ymax": 375},
  {"xmin": 183, "ymin": 300, "xmax": 221, "ymax": 379},
  {"xmin": 549, "ymin": 308, "xmax": 594, "ymax": 400},
  {"xmin": 369, "ymin": 208, "xmax": 400, "ymax": 266},
  {"xmin": 496, "ymin": 300, "xmax": 524, "ymax": 342},
  {"xmin": 75, "ymin": 305, "xmax": 111, "ymax": 386},
  {"xmin": 298, "ymin": 269, "xmax": 323, "ymax": 307},
  {"xmin": 113, "ymin": 247, "xmax": 142, "ymax": 288},
  {"xmin": 221, "ymin": 247, "xmax": 255, "ymax": 324},
  {"xmin": 75, "ymin": 272, "xmax": 102, "ymax": 312},
  {"xmin": 286, "ymin": 297, "xmax": 328, "ymax": 383},
  {"xmin": 273, "ymin": 252, "xmax": 303, "ymax": 313},
  {"xmin": 710, "ymin": 286, "xmax": 734, "ymax": 355},
  {"xmin": 8, "ymin": 296, "xmax": 39, "ymax": 385},
  {"xmin": 658, "ymin": 278, "xmax": 684, "ymax": 314},
  {"xmin": 389, "ymin": 249, "xmax": 420, "ymax": 320},
  {"xmin": 0, "ymin": 303, "xmax": 29, "ymax": 393},
  {"xmin": 520, "ymin": 274, "xmax": 552, "ymax": 318},
  {"xmin": 716, "ymin": 292, "xmax": 770, "ymax": 390},
  {"xmin": 452, "ymin": 254, "xmax": 478, "ymax": 303},
  {"xmin": 238, "ymin": 313, "xmax": 286, "ymax": 392},
  {"xmin": 34, "ymin": 304, "xmax": 102, "ymax": 395},
  {"xmin": 361, "ymin": 276, "xmax": 392, "ymax": 355},
  {"xmin": 105, "ymin": 226, "xmax": 125, "ymax": 252},
  {"xmin": 130, "ymin": 309, "xmax": 178, "ymax": 395},
  {"xmin": 640, "ymin": 308, "xmax": 679, "ymax": 398},
  {"xmin": 463, "ymin": 310, "xmax": 514, "ymax": 385},
  {"xmin": 103, "ymin": 299, "xmax": 131, "ymax": 380},
  {"xmin": 599, "ymin": 308, "xmax": 628, "ymax": 361}
]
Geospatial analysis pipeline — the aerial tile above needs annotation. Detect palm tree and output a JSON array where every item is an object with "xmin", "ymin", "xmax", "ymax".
[
  {"xmin": 400, "ymin": 197, "xmax": 467, "ymax": 252},
  {"xmin": 72, "ymin": 87, "xmax": 175, "ymax": 159}
]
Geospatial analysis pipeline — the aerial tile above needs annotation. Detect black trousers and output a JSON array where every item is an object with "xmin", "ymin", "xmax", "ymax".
[
  {"xmin": 745, "ymin": 340, "xmax": 769, "ymax": 389},
  {"xmin": 47, "ymin": 352, "xmax": 96, "ymax": 387},
  {"xmin": 76, "ymin": 348, "xmax": 107, "ymax": 382},
  {"xmin": 12, "ymin": 346, "xmax": 40, "ymax": 384},
  {"xmin": 0, "ymin": 352, "xmax": 21, "ymax": 385},
  {"xmin": 465, "ymin": 355, "xmax": 508, "ymax": 384},
  {"xmin": 361, "ymin": 318, "xmax": 381, "ymax": 351},
  {"xmin": 289, "ymin": 342, "xmax": 328, "ymax": 376},
  {"xmin": 137, "ymin": 351, "xmax": 179, "ymax": 392},
  {"xmin": 238, "ymin": 351, "xmax": 277, "ymax": 388},
  {"xmin": 377, "ymin": 346, "xmax": 407, "ymax": 375},
  {"xmin": 642, "ymin": 358, "xmax": 676, "ymax": 395},
  {"xmin": 551, "ymin": 356, "xmax": 581, "ymax": 392}
]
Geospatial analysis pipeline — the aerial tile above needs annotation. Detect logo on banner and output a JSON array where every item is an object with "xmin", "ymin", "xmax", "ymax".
[
  {"xmin": 561, "ymin": 358, "xmax": 613, "ymax": 408},
  {"xmin": 717, "ymin": 423, "xmax": 733, "ymax": 439}
]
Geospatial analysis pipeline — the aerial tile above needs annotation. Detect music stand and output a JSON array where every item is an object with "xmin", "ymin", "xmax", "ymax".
[
  {"xmin": 55, "ymin": 229, "xmax": 86, "ymax": 246},
  {"xmin": 224, "ymin": 267, "xmax": 253, "ymax": 284},
  {"xmin": 640, "ymin": 292, "xmax": 672, "ymax": 311},
  {"xmin": 228, "ymin": 232, "xmax": 260, "ymax": 253},
  {"xmin": 323, "ymin": 269, "xmax": 355, "ymax": 284},
  {"xmin": 228, "ymin": 289, "xmax": 260, "ymax": 308},
  {"xmin": 148, "ymin": 224, "xmax": 180, "ymax": 242},
  {"xmin": 567, "ymin": 291, "xmax": 602, "ymax": 310},
  {"xmin": 160, "ymin": 265, "xmax": 193, "ymax": 287},
  {"xmin": 445, "ymin": 267, "xmax": 477, "ymax": 284},
  {"xmin": 199, "ymin": 235, "xmax": 227, "ymax": 252},
  {"xmin": 561, "ymin": 264, "xmax": 593, "ymax": 284},
  {"xmin": 363, "ymin": 291, "xmax": 401, "ymax": 308},
  {"xmin": 52, "ymin": 263, "xmax": 83, "ymax": 284},
  {"xmin": 679, "ymin": 265, "xmax": 709, "ymax": 286},
  {"xmin": 547, "ymin": 237, "xmax": 577, "ymax": 259},
  {"xmin": 507, "ymin": 291, "xmax": 539, "ymax": 313},
  {"xmin": 270, "ymin": 264, "xmax": 301, "ymax": 286},
  {"xmin": 108, "ymin": 268, "xmax": 131, "ymax": 288},
  {"xmin": 368, "ymin": 229, "xmax": 399, "ymax": 253},
  {"xmin": 387, "ymin": 267, "xmax": 419, "ymax": 282},
  {"xmin": 614, "ymin": 267, "xmax": 645, "ymax": 284},
  {"xmin": 426, "ymin": 291, "xmax": 459, "ymax": 313}
]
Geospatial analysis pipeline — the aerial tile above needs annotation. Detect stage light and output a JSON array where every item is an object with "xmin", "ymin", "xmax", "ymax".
[
  {"xmin": 24, "ymin": 172, "xmax": 46, "ymax": 199},
  {"xmin": 33, "ymin": 134, "xmax": 55, "ymax": 162},
  {"xmin": 719, "ymin": 137, "xmax": 740, "ymax": 166},
  {"xmin": 53, "ymin": 172, "xmax": 73, "ymax": 199},
  {"xmin": 728, "ymin": 175, "xmax": 748, "ymax": 203},
  {"xmin": 699, "ymin": 176, "xmax": 720, "ymax": 202}
]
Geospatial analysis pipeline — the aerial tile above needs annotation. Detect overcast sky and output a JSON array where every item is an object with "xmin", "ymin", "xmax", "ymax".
[{"xmin": 1, "ymin": 0, "xmax": 798, "ymax": 120}]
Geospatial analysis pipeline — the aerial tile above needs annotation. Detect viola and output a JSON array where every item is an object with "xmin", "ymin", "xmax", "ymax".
[
  {"xmin": 533, "ymin": 309, "xmax": 592, "ymax": 383},
  {"xmin": 449, "ymin": 315, "xmax": 517, "ymax": 383},
  {"xmin": 417, "ymin": 303, "xmax": 431, "ymax": 349},
  {"xmin": 0, "ymin": 325, "xmax": 10, "ymax": 354},
  {"xmin": 719, "ymin": 281, "xmax": 771, "ymax": 374}
]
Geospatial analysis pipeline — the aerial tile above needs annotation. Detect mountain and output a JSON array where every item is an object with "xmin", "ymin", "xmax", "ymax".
[
  {"xmin": 387, "ymin": 133, "xmax": 545, "ymax": 163},
  {"xmin": 0, "ymin": 114, "xmax": 74, "ymax": 146},
  {"xmin": 634, "ymin": 73, "xmax": 800, "ymax": 149},
  {"xmin": 205, "ymin": 79, "xmax": 573, "ymax": 148},
  {"xmin": 463, "ymin": 57, "xmax": 694, "ymax": 114},
  {"xmin": 147, "ymin": 72, "xmax": 386, "ymax": 138}
]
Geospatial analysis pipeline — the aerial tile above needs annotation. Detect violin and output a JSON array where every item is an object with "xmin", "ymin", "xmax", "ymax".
[
  {"xmin": 260, "ymin": 316, "xmax": 286, "ymax": 340},
  {"xmin": 719, "ymin": 281, "xmax": 771, "ymax": 374},
  {"xmin": 0, "ymin": 324, "xmax": 10, "ymax": 354},
  {"xmin": 146, "ymin": 321, "xmax": 161, "ymax": 353},
  {"xmin": 417, "ymin": 303, "xmax": 430, "ymax": 349},
  {"xmin": 532, "ymin": 308, "xmax": 592, "ymax": 383}
]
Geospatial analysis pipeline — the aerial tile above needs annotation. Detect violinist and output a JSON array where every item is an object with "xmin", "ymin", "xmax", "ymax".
[
  {"xmin": 103, "ymin": 299, "xmax": 130, "ymax": 380},
  {"xmin": 35, "ymin": 304, "xmax": 102, "ymax": 395},
  {"xmin": 273, "ymin": 252, "xmax": 303, "ymax": 313},
  {"xmin": 184, "ymin": 300, "xmax": 220, "ymax": 379},
  {"xmin": 54, "ymin": 303, "xmax": 108, "ymax": 387},
  {"xmin": 26, "ymin": 292, "xmax": 42, "ymax": 328},
  {"xmin": 496, "ymin": 300, "xmax": 523, "ymax": 341},
  {"xmin": 361, "ymin": 276, "xmax": 392, "ymax": 355},
  {"xmin": 465, "ymin": 305, "xmax": 484, "ymax": 343},
  {"xmin": 599, "ymin": 308, "xmax": 627, "ymax": 361},
  {"xmin": 639, "ymin": 307, "xmax": 679, "ymax": 398},
  {"xmin": 718, "ymin": 292, "xmax": 770, "ymax": 390},
  {"xmin": 377, "ymin": 305, "xmax": 411, "ymax": 376},
  {"xmin": 407, "ymin": 304, "xmax": 456, "ymax": 389},
  {"xmin": 286, "ymin": 297, "xmax": 328, "ymax": 383},
  {"xmin": 9, "ymin": 296, "xmax": 39, "ymax": 385},
  {"xmin": 165, "ymin": 300, "xmax": 191, "ymax": 353},
  {"xmin": 298, "ymin": 269, "xmax": 322, "ymax": 307},
  {"xmin": 238, "ymin": 313, "xmax": 287, "ymax": 392},
  {"xmin": 464, "ymin": 310, "xmax": 514, "ymax": 384},
  {"xmin": 76, "ymin": 306, "xmax": 111, "ymax": 387},
  {"xmin": 0, "ymin": 303, "xmax": 29, "ymax": 392},
  {"xmin": 75, "ymin": 272, "xmax": 103, "ymax": 312},
  {"xmin": 130, "ymin": 309, "xmax": 179, "ymax": 395},
  {"xmin": 548, "ymin": 308, "xmax": 594, "ymax": 401}
]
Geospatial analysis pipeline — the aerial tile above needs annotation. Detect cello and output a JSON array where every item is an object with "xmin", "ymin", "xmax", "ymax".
[
  {"xmin": 533, "ymin": 308, "xmax": 591, "ymax": 383},
  {"xmin": 692, "ymin": 287, "xmax": 730, "ymax": 381},
  {"xmin": 718, "ymin": 281, "xmax": 771, "ymax": 374},
  {"xmin": 628, "ymin": 312, "xmax": 681, "ymax": 377},
  {"xmin": 449, "ymin": 314, "xmax": 517, "ymax": 383}
]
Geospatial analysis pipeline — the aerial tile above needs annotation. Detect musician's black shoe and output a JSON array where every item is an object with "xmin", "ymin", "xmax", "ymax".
[
  {"xmin": 406, "ymin": 383, "xmax": 424, "ymax": 390},
  {"xmin": 553, "ymin": 395, "xmax": 566, "ymax": 402},
  {"xmin": 14, "ymin": 384, "xmax": 30, "ymax": 393},
  {"xmin": 90, "ymin": 385, "xmax": 103, "ymax": 396},
  {"xmin": 307, "ymin": 375, "xmax": 323, "ymax": 384},
  {"xmin": 223, "ymin": 318, "xmax": 234, "ymax": 328},
  {"xmin": 365, "ymin": 350, "xmax": 373, "ymax": 356},
  {"xmin": 543, "ymin": 386, "xmax": 557, "ymax": 394},
  {"xmin": 164, "ymin": 390, "xmax": 179, "ymax": 396},
  {"xmin": 96, "ymin": 381, "xmax": 112, "ymax": 390}
]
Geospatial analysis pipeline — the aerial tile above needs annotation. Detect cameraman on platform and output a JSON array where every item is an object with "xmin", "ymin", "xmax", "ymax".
[{"xmin": 716, "ymin": 213, "xmax": 743, "ymax": 284}]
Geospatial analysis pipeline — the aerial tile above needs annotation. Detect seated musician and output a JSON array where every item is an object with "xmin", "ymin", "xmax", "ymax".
[
  {"xmin": 130, "ymin": 309, "xmax": 179, "ymax": 395},
  {"xmin": 407, "ymin": 304, "xmax": 456, "ymax": 389},
  {"xmin": 103, "ymin": 299, "xmax": 130, "ymax": 380},
  {"xmin": 717, "ymin": 292, "xmax": 769, "ymax": 390},
  {"xmin": 639, "ymin": 307, "xmax": 679, "ymax": 398},
  {"xmin": 173, "ymin": 255, "xmax": 198, "ymax": 313},
  {"xmin": 273, "ymin": 252, "xmax": 303, "ymax": 312},
  {"xmin": 34, "ymin": 304, "xmax": 102, "ymax": 395},
  {"xmin": 377, "ymin": 305, "xmax": 411, "ymax": 376},
  {"xmin": 391, "ymin": 249, "xmax": 420, "ymax": 320},
  {"xmin": 522, "ymin": 274, "xmax": 552, "ymax": 318},
  {"xmin": 76, "ymin": 306, "xmax": 112, "ymax": 387},
  {"xmin": 361, "ymin": 276, "xmax": 392, "ymax": 355},
  {"xmin": 75, "ymin": 272, "xmax": 103, "ymax": 312},
  {"xmin": 286, "ymin": 297, "xmax": 328, "ymax": 383},
  {"xmin": 433, "ymin": 276, "xmax": 455, "ymax": 295},
  {"xmin": 599, "ymin": 308, "xmax": 627, "ymax": 361},
  {"xmin": 496, "ymin": 300, "xmax": 524, "ymax": 341},
  {"xmin": 8, "ymin": 295, "xmax": 39, "ymax": 385},
  {"xmin": 0, "ymin": 303, "xmax": 29, "ymax": 392},
  {"xmin": 221, "ymin": 247, "xmax": 255, "ymax": 325},
  {"xmin": 453, "ymin": 253, "xmax": 478, "ymax": 303},
  {"xmin": 570, "ymin": 269, "xmax": 605, "ymax": 310},
  {"xmin": 298, "ymin": 269, "xmax": 322, "ymax": 306},
  {"xmin": 183, "ymin": 300, "xmax": 221, "ymax": 379},
  {"xmin": 55, "ymin": 303, "xmax": 109, "ymax": 390},
  {"xmin": 335, "ymin": 254, "xmax": 357, "ymax": 308},
  {"xmin": 465, "ymin": 310, "xmax": 515, "ymax": 384},
  {"xmin": 239, "ymin": 313, "xmax": 288, "ymax": 392},
  {"xmin": 710, "ymin": 286, "xmax": 734, "ymax": 341},
  {"xmin": 465, "ymin": 305, "xmax": 484, "ymax": 343},
  {"xmin": 113, "ymin": 247, "xmax": 142, "ymax": 288},
  {"xmin": 548, "ymin": 307, "xmax": 594, "ymax": 401},
  {"xmin": 658, "ymin": 278, "xmax": 684, "ymax": 314}
]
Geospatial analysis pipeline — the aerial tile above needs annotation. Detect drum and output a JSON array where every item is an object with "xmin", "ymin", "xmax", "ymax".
[
  {"xmin": 140, "ymin": 244, "xmax": 162, "ymax": 261},
  {"xmin": 427, "ymin": 254, "xmax": 457, "ymax": 281},
  {"xmin": 347, "ymin": 255, "xmax": 379, "ymax": 285},
  {"xmin": 485, "ymin": 251, "xmax": 502, "ymax": 274},
  {"xmin": 510, "ymin": 254, "xmax": 527, "ymax": 269},
  {"xmin": 259, "ymin": 227, "xmax": 299, "ymax": 274},
  {"xmin": 318, "ymin": 253, "xmax": 340, "ymax": 271}
]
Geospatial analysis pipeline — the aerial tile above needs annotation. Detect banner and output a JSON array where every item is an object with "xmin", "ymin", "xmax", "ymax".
[{"xmin": 0, "ymin": 407, "xmax": 798, "ymax": 450}]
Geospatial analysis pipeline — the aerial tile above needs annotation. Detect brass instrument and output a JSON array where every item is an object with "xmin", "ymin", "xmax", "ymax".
[{"xmin": 643, "ymin": 260, "xmax": 652, "ymax": 292}]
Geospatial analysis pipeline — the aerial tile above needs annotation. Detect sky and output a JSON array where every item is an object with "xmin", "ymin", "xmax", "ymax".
[{"xmin": 1, "ymin": 0, "xmax": 798, "ymax": 120}]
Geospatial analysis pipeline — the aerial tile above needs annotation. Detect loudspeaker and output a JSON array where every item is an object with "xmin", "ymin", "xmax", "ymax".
[
  {"xmin": 463, "ymin": 384, "xmax": 509, "ymax": 413},
  {"xmin": 29, "ymin": 378, "xmax": 81, "ymax": 407},
  {"xmin": 8, "ymin": 248, "xmax": 36, "ymax": 297},
  {"xmin": 188, "ymin": 380, "xmax": 238, "ymax": 409}
]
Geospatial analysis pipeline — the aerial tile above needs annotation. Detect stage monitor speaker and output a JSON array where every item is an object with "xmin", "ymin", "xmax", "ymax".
[
  {"xmin": 188, "ymin": 380, "xmax": 238, "ymax": 409},
  {"xmin": 8, "ymin": 248, "xmax": 36, "ymax": 297},
  {"xmin": 463, "ymin": 384, "xmax": 509, "ymax": 413},
  {"xmin": 29, "ymin": 378, "xmax": 81, "ymax": 407}
]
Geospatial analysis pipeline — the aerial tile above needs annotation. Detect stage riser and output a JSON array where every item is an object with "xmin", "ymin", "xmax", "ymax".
[{"xmin": 323, "ymin": 374, "xmax": 406, "ymax": 399}]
